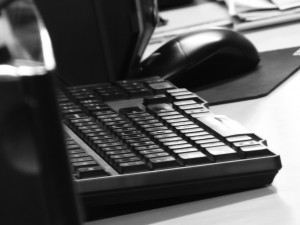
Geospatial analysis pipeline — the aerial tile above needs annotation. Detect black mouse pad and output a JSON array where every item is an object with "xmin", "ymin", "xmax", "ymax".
[{"xmin": 195, "ymin": 47, "xmax": 300, "ymax": 105}]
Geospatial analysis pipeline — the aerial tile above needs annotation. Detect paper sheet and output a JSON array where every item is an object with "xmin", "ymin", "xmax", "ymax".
[{"xmin": 271, "ymin": 0, "xmax": 300, "ymax": 10}]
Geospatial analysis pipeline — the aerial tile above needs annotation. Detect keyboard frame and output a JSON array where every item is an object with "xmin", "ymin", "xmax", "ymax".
[
  {"xmin": 60, "ymin": 78, "xmax": 282, "ymax": 208},
  {"xmin": 79, "ymin": 155, "xmax": 280, "ymax": 207}
]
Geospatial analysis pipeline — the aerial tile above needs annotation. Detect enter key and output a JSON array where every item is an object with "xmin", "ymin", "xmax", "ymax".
[{"xmin": 195, "ymin": 115, "xmax": 252, "ymax": 138}]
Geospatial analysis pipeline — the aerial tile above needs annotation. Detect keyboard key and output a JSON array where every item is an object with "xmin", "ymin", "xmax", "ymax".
[
  {"xmin": 170, "ymin": 91, "xmax": 193, "ymax": 96},
  {"xmin": 162, "ymin": 140, "xmax": 187, "ymax": 146},
  {"xmin": 172, "ymin": 100, "xmax": 197, "ymax": 106},
  {"xmin": 185, "ymin": 108, "xmax": 209, "ymax": 114},
  {"xmin": 69, "ymin": 153, "xmax": 89, "ymax": 158},
  {"xmin": 131, "ymin": 116, "xmax": 155, "ymax": 122},
  {"xmin": 180, "ymin": 127, "xmax": 204, "ymax": 133},
  {"xmin": 77, "ymin": 125, "xmax": 101, "ymax": 131},
  {"xmin": 185, "ymin": 131, "xmax": 209, "ymax": 137},
  {"xmin": 147, "ymin": 81, "xmax": 174, "ymax": 94},
  {"xmin": 195, "ymin": 135, "xmax": 219, "ymax": 145},
  {"xmin": 200, "ymin": 142, "xmax": 225, "ymax": 148},
  {"xmin": 146, "ymin": 129, "xmax": 169, "ymax": 136},
  {"xmin": 161, "ymin": 114, "xmax": 184, "ymax": 120},
  {"xmin": 196, "ymin": 115, "xmax": 251, "ymax": 138},
  {"xmin": 80, "ymin": 128, "xmax": 105, "ymax": 134},
  {"xmin": 126, "ymin": 113, "xmax": 150, "ymax": 118},
  {"xmin": 72, "ymin": 161, "xmax": 98, "ymax": 170},
  {"xmin": 165, "ymin": 118, "xmax": 189, "ymax": 124},
  {"xmin": 239, "ymin": 144, "xmax": 271, "ymax": 157},
  {"xmin": 136, "ymin": 119, "xmax": 160, "ymax": 125},
  {"xmin": 66, "ymin": 144, "xmax": 81, "ymax": 150},
  {"xmin": 173, "ymin": 94, "xmax": 201, "ymax": 102},
  {"xmin": 173, "ymin": 147, "xmax": 198, "ymax": 154},
  {"xmin": 171, "ymin": 121, "xmax": 193, "ymax": 127},
  {"xmin": 226, "ymin": 135, "xmax": 253, "ymax": 142},
  {"xmin": 153, "ymin": 133, "xmax": 177, "ymax": 139},
  {"xmin": 174, "ymin": 124, "xmax": 198, "ymax": 130},
  {"xmin": 99, "ymin": 92, "xmax": 126, "ymax": 101},
  {"xmin": 144, "ymin": 152, "xmax": 170, "ymax": 159},
  {"xmin": 177, "ymin": 104, "xmax": 203, "ymax": 111},
  {"xmin": 205, "ymin": 145, "xmax": 239, "ymax": 161},
  {"xmin": 105, "ymin": 150, "xmax": 132, "ymax": 155},
  {"xmin": 146, "ymin": 103, "xmax": 173, "ymax": 113},
  {"xmin": 190, "ymin": 135, "xmax": 214, "ymax": 141},
  {"xmin": 118, "ymin": 161, "xmax": 149, "ymax": 173},
  {"xmin": 140, "ymin": 123, "xmax": 164, "ymax": 129},
  {"xmin": 166, "ymin": 88, "xmax": 188, "ymax": 94},
  {"xmin": 168, "ymin": 144, "xmax": 193, "ymax": 151},
  {"xmin": 70, "ymin": 156, "xmax": 93, "ymax": 163},
  {"xmin": 68, "ymin": 149, "xmax": 85, "ymax": 154},
  {"xmin": 101, "ymin": 146, "xmax": 125, "ymax": 152},
  {"xmin": 89, "ymin": 135, "xmax": 114, "ymax": 141},
  {"xmin": 96, "ymin": 142, "xmax": 124, "ymax": 148},
  {"xmin": 70, "ymin": 117, "xmax": 94, "ymax": 123},
  {"xmin": 73, "ymin": 121, "xmax": 98, "ymax": 127},
  {"xmin": 108, "ymin": 153, "xmax": 136, "ymax": 159},
  {"xmin": 177, "ymin": 151, "xmax": 210, "ymax": 165},
  {"xmin": 114, "ymin": 157, "xmax": 141, "ymax": 164},
  {"xmin": 80, "ymin": 99, "xmax": 102, "ymax": 105},
  {"xmin": 159, "ymin": 137, "xmax": 182, "ymax": 142},
  {"xmin": 134, "ymin": 145, "xmax": 161, "ymax": 151},
  {"xmin": 130, "ymin": 141, "xmax": 156, "ymax": 147},
  {"xmin": 139, "ymin": 149, "xmax": 165, "ymax": 155},
  {"xmin": 76, "ymin": 166, "xmax": 108, "ymax": 179},
  {"xmin": 157, "ymin": 111, "xmax": 179, "ymax": 117},
  {"xmin": 233, "ymin": 140, "xmax": 259, "ymax": 147},
  {"xmin": 149, "ymin": 156, "xmax": 179, "ymax": 169},
  {"xmin": 65, "ymin": 113, "xmax": 89, "ymax": 120},
  {"xmin": 122, "ymin": 134, "xmax": 146, "ymax": 140},
  {"xmin": 127, "ymin": 88, "xmax": 152, "ymax": 98}
]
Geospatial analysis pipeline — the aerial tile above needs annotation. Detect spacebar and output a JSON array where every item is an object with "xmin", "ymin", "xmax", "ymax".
[{"xmin": 195, "ymin": 115, "xmax": 252, "ymax": 138}]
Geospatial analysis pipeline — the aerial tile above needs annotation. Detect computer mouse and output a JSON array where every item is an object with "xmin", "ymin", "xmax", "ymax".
[{"xmin": 137, "ymin": 28, "xmax": 260, "ymax": 90}]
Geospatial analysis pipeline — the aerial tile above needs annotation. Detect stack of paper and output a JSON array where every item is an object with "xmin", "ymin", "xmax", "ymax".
[
  {"xmin": 224, "ymin": 0, "xmax": 300, "ymax": 31},
  {"xmin": 150, "ymin": 1, "xmax": 231, "ymax": 45}
]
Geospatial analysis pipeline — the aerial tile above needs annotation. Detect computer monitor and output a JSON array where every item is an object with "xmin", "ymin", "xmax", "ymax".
[{"xmin": 34, "ymin": 0, "xmax": 158, "ymax": 86}]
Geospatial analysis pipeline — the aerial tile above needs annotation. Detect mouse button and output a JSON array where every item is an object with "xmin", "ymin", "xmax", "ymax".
[
  {"xmin": 221, "ymin": 31, "xmax": 260, "ymax": 61},
  {"xmin": 141, "ymin": 52, "xmax": 161, "ymax": 68},
  {"xmin": 141, "ymin": 41, "xmax": 187, "ymax": 77},
  {"xmin": 178, "ymin": 30, "xmax": 225, "ymax": 61}
]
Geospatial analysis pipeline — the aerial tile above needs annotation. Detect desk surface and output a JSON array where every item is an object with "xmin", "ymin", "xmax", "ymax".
[{"xmin": 86, "ymin": 11, "xmax": 300, "ymax": 225}]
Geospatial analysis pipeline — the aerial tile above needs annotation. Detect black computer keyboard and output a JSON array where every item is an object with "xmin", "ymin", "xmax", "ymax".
[{"xmin": 57, "ymin": 77, "xmax": 281, "ymax": 208}]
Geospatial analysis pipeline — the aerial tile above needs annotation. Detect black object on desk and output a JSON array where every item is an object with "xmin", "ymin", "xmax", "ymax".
[
  {"xmin": 137, "ymin": 28, "xmax": 260, "ymax": 89},
  {"xmin": 34, "ymin": 0, "xmax": 158, "ymax": 85},
  {"xmin": 0, "ymin": 1, "xmax": 82, "ymax": 224},
  {"xmin": 196, "ymin": 47, "xmax": 300, "ymax": 105}
]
